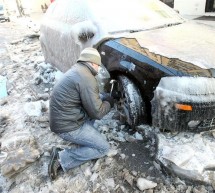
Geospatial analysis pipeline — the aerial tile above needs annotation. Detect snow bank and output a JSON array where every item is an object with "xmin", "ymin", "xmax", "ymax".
[{"xmin": 157, "ymin": 131, "xmax": 215, "ymax": 184}]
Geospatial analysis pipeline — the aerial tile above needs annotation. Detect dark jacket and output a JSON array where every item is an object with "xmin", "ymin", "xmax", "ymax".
[{"xmin": 49, "ymin": 62, "xmax": 111, "ymax": 133}]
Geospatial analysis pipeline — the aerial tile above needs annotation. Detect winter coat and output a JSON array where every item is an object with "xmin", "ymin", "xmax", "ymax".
[{"xmin": 49, "ymin": 62, "xmax": 111, "ymax": 133}]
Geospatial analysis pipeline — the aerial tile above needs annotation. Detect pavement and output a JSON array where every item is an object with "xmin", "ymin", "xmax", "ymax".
[{"xmin": 183, "ymin": 13, "xmax": 215, "ymax": 27}]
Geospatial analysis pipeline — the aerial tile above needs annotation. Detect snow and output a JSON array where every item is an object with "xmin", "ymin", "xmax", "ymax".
[
  {"xmin": 43, "ymin": 0, "xmax": 215, "ymax": 72},
  {"xmin": 152, "ymin": 76, "xmax": 215, "ymax": 116},
  {"xmin": 158, "ymin": 77, "xmax": 215, "ymax": 95},
  {"xmin": 47, "ymin": 0, "xmax": 184, "ymax": 34},
  {"xmin": 133, "ymin": 21, "xmax": 215, "ymax": 69},
  {"xmin": 1, "ymin": 31, "xmax": 163, "ymax": 191},
  {"xmin": 24, "ymin": 101, "xmax": 43, "ymax": 117},
  {"xmin": 40, "ymin": 0, "xmax": 184, "ymax": 72},
  {"xmin": 136, "ymin": 178, "xmax": 157, "ymax": 191},
  {"xmin": 2, "ymin": 2, "xmax": 215, "ymax": 192},
  {"xmin": 157, "ymin": 131, "xmax": 215, "ymax": 183}
]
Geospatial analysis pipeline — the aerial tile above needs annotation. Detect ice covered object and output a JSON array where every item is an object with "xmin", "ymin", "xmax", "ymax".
[
  {"xmin": 40, "ymin": 0, "xmax": 106, "ymax": 72},
  {"xmin": 134, "ymin": 22, "xmax": 215, "ymax": 69},
  {"xmin": 151, "ymin": 77, "xmax": 215, "ymax": 131},
  {"xmin": 96, "ymin": 64, "xmax": 110, "ymax": 92},
  {"xmin": 157, "ymin": 132, "xmax": 215, "ymax": 184}
]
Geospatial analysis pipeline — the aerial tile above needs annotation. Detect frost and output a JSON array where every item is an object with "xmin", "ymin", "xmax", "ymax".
[
  {"xmin": 134, "ymin": 131, "xmax": 143, "ymax": 140},
  {"xmin": 107, "ymin": 149, "xmax": 118, "ymax": 157},
  {"xmin": 104, "ymin": 178, "xmax": 115, "ymax": 189},
  {"xmin": 157, "ymin": 131, "xmax": 215, "ymax": 183},
  {"xmin": 134, "ymin": 21, "xmax": 215, "ymax": 69},
  {"xmin": 90, "ymin": 172, "xmax": 98, "ymax": 182},
  {"xmin": 40, "ymin": 0, "xmax": 184, "ymax": 72},
  {"xmin": 136, "ymin": 178, "xmax": 157, "ymax": 191},
  {"xmin": 152, "ymin": 76, "xmax": 215, "ymax": 118},
  {"xmin": 158, "ymin": 77, "xmax": 215, "ymax": 96},
  {"xmin": 24, "ymin": 101, "xmax": 43, "ymax": 117}
]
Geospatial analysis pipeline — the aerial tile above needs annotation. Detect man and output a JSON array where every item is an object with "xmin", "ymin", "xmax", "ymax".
[{"xmin": 48, "ymin": 47, "xmax": 114, "ymax": 180}]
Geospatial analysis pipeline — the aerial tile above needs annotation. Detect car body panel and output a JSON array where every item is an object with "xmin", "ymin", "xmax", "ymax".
[
  {"xmin": 116, "ymin": 38, "xmax": 212, "ymax": 77},
  {"xmin": 128, "ymin": 21, "xmax": 215, "ymax": 70}
]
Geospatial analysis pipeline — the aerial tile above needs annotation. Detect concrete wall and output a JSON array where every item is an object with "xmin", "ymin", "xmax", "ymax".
[{"xmin": 174, "ymin": 0, "xmax": 207, "ymax": 15}]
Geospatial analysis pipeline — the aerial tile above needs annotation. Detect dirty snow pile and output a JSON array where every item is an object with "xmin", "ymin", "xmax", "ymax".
[{"xmin": 0, "ymin": 26, "xmax": 215, "ymax": 193}]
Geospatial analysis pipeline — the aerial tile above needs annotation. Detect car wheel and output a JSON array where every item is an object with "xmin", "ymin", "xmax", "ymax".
[{"xmin": 116, "ymin": 75, "xmax": 145, "ymax": 129}]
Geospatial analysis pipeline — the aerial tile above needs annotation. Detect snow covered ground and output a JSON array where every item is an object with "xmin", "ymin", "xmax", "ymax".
[{"xmin": 0, "ymin": 21, "xmax": 215, "ymax": 193}]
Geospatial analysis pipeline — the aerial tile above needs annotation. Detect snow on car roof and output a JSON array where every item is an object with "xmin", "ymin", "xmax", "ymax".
[
  {"xmin": 133, "ymin": 21, "xmax": 215, "ymax": 69},
  {"xmin": 46, "ymin": 0, "xmax": 184, "ymax": 33}
]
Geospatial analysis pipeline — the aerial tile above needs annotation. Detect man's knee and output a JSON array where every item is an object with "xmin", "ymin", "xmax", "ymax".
[{"xmin": 99, "ymin": 141, "xmax": 110, "ymax": 155}]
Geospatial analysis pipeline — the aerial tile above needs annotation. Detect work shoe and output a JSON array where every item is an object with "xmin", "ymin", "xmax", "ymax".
[{"xmin": 48, "ymin": 147, "xmax": 62, "ymax": 180}]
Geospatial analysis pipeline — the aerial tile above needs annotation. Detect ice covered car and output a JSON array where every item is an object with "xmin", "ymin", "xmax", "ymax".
[{"xmin": 40, "ymin": 0, "xmax": 215, "ymax": 131}]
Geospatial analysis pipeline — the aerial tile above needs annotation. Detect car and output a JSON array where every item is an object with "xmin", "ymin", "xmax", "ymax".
[
  {"xmin": 40, "ymin": 0, "xmax": 215, "ymax": 132},
  {"xmin": 0, "ymin": 4, "xmax": 10, "ymax": 22}
]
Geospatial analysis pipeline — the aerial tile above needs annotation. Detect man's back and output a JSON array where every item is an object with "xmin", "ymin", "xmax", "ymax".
[{"xmin": 49, "ymin": 62, "xmax": 110, "ymax": 133}]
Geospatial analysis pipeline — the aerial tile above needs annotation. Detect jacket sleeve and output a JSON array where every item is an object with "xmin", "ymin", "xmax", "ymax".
[{"xmin": 79, "ymin": 77, "xmax": 111, "ymax": 120}]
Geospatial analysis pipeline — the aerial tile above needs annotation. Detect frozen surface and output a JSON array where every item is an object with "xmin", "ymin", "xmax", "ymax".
[
  {"xmin": 157, "ymin": 131, "xmax": 215, "ymax": 184},
  {"xmin": 152, "ymin": 77, "xmax": 215, "ymax": 130},
  {"xmin": 1, "ymin": 132, "xmax": 41, "ymax": 177},
  {"xmin": 154, "ymin": 76, "xmax": 215, "ymax": 104},
  {"xmin": 2, "ymin": 22, "xmax": 215, "ymax": 192},
  {"xmin": 40, "ymin": 0, "xmax": 184, "ymax": 72},
  {"xmin": 41, "ymin": 0, "xmax": 214, "ymax": 73},
  {"xmin": 133, "ymin": 21, "xmax": 215, "ymax": 69}
]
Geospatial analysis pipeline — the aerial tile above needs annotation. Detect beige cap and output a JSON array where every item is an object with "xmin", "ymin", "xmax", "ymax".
[{"xmin": 77, "ymin": 47, "xmax": 101, "ymax": 66}]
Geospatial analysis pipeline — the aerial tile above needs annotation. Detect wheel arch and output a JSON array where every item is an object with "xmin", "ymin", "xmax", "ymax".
[{"xmin": 109, "ymin": 69, "xmax": 152, "ymax": 124}]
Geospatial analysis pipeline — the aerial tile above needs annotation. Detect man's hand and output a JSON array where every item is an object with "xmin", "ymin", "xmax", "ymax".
[{"xmin": 101, "ymin": 93, "xmax": 114, "ymax": 108}]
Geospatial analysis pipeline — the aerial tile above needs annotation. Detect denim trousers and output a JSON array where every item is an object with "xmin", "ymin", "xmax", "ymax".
[{"xmin": 58, "ymin": 121, "xmax": 110, "ymax": 172}]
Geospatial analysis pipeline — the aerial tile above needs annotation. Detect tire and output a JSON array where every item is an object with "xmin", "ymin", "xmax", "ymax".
[{"xmin": 116, "ymin": 75, "xmax": 145, "ymax": 129}]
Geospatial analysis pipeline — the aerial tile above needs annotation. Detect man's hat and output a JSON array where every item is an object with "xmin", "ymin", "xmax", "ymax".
[{"xmin": 77, "ymin": 47, "xmax": 101, "ymax": 66}]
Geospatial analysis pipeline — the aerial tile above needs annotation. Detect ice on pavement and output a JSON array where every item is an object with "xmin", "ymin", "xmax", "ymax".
[{"xmin": 157, "ymin": 131, "xmax": 215, "ymax": 183}]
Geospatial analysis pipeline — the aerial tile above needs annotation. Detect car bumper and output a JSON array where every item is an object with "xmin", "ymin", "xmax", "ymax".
[{"xmin": 151, "ymin": 77, "xmax": 215, "ymax": 132}]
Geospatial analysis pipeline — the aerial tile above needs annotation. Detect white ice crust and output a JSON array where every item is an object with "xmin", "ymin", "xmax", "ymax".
[
  {"xmin": 154, "ymin": 77, "xmax": 215, "ymax": 104},
  {"xmin": 40, "ymin": 0, "xmax": 185, "ymax": 71},
  {"xmin": 132, "ymin": 21, "xmax": 215, "ymax": 69},
  {"xmin": 41, "ymin": 0, "xmax": 214, "ymax": 72},
  {"xmin": 157, "ymin": 132, "xmax": 215, "ymax": 183}
]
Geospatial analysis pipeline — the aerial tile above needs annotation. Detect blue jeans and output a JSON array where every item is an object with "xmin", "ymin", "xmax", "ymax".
[{"xmin": 58, "ymin": 121, "xmax": 110, "ymax": 172}]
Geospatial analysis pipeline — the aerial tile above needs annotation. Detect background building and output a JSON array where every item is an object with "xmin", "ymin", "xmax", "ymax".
[
  {"xmin": 2, "ymin": 0, "xmax": 51, "ymax": 16},
  {"xmin": 2, "ymin": 0, "xmax": 215, "ymax": 18},
  {"xmin": 161, "ymin": 0, "xmax": 215, "ymax": 15}
]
